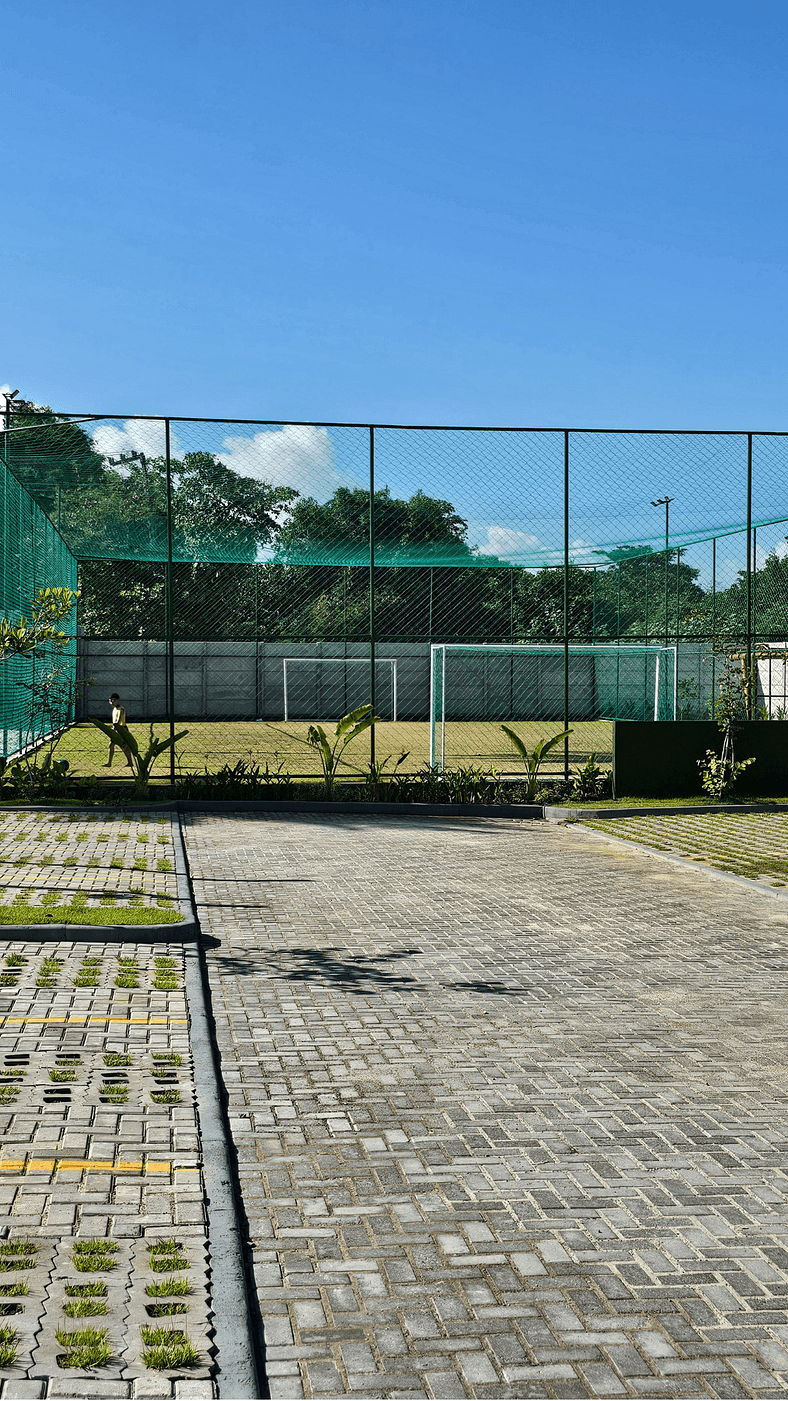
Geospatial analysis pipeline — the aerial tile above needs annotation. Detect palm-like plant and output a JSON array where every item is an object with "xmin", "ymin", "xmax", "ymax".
[
  {"xmin": 92, "ymin": 721, "xmax": 188, "ymax": 797},
  {"xmin": 500, "ymin": 724, "xmax": 573, "ymax": 801},
  {"xmin": 306, "ymin": 705, "xmax": 380, "ymax": 796}
]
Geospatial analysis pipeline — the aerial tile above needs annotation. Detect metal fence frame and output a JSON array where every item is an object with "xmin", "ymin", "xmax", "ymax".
[{"xmin": 5, "ymin": 406, "xmax": 788, "ymax": 777}]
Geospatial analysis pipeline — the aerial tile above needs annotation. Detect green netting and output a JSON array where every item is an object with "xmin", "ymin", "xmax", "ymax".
[
  {"xmin": 0, "ymin": 454, "xmax": 78, "ymax": 758},
  {"xmin": 4, "ymin": 407, "xmax": 788, "ymax": 777}
]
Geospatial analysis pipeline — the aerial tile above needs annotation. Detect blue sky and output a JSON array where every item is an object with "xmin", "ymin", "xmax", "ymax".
[{"xmin": 3, "ymin": 0, "xmax": 788, "ymax": 429}]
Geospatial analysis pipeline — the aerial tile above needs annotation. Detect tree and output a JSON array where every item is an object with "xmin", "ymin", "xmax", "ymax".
[
  {"xmin": 60, "ymin": 451, "xmax": 298, "ymax": 563},
  {"xmin": 4, "ymin": 399, "xmax": 106, "ymax": 523}
]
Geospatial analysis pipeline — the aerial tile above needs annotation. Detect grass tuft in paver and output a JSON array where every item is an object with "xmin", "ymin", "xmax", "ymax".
[
  {"xmin": 100, "ymin": 1083, "xmax": 129, "ymax": 1104},
  {"xmin": 3, "ymin": 955, "xmax": 26, "ymax": 967},
  {"xmin": 150, "ymin": 1088, "xmax": 181, "ymax": 1105},
  {"xmin": 0, "ymin": 1326, "xmax": 18, "ymax": 1366},
  {"xmin": 0, "ymin": 1242, "xmax": 37, "ymax": 1272},
  {"xmin": 56, "ymin": 1055, "xmax": 81, "ymax": 1065},
  {"xmin": 73, "ymin": 1241, "xmax": 116, "ymax": 1273},
  {"xmin": 115, "ymin": 957, "xmax": 139, "ymax": 989},
  {"xmin": 0, "ymin": 1069, "xmax": 25, "ymax": 1080},
  {"xmin": 74, "ymin": 967, "xmax": 101, "ymax": 987},
  {"xmin": 56, "ymin": 1325, "xmax": 111, "ymax": 1369},
  {"xmin": 147, "ymin": 1300, "xmax": 189, "ymax": 1316},
  {"xmin": 104, "ymin": 1053, "xmax": 133, "ymax": 1067},
  {"xmin": 0, "ymin": 1283, "xmax": 27, "ymax": 1297},
  {"xmin": 0, "ymin": 1086, "xmax": 20, "ymax": 1106},
  {"xmin": 37, "ymin": 956, "xmax": 63, "ymax": 988},
  {"xmin": 0, "ymin": 973, "xmax": 19, "ymax": 987},
  {"xmin": 75, "ymin": 954, "xmax": 102, "ymax": 985},
  {"xmin": 50, "ymin": 1068, "xmax": 77, "ymax": 1082},
  {"xmin": 156, "ymin": 858, "xmax": 173, "ymax": 872},
  {"xmin": 65, "ymin": 1282, "xmax": 107, "ymax": 1296},
  {"xmin": 148, "ymin": 1242, "xmax": 189, "ymax": 1272},
  {"xmin": 153, "ymin": 959, "xmax": 180, "ymax": 991},
  {"xmin": 145, "ymin": 1277, "xmax": 191, "ymax": 1296},
  {"xmin": 64, "ymin": 1297, "xmax": 108, "ymax": 1317},
  {"xmin": 152, "ymin": 1053, "xmax": 182, "ymax": 1066},
  {"xmin": 141, "ymin": 1327, "xmax": 199, "ymax": 1370}
]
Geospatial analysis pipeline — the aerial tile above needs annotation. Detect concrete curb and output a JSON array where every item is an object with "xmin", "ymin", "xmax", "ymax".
[
  {"xmin": 575, "ymin": 819, "xmax": 788, "ymax": 905},
  {"xmin": 0, "ymin": 919, "xmax": 197, "ymax": 942},
  {"xmin": 178, "ymin": 814, "xmax": 262, "ymax": 1401},
  {"xmin": 177, "ymin": 797, "xmax": 544, "ymax": 818},
  {"xmin": 545, "ymin": 801, "xmax": 788, "ymax": 821}
]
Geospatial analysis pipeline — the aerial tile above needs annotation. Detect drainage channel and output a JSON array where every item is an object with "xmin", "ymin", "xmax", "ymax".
[{"xmin": 0, "ymin": 808, "xmax": 259, "ymax": 1399}]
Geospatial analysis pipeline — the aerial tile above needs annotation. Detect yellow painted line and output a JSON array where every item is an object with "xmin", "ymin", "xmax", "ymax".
[
  {"xmin": 0, "ymin": 1016, "xmax": 188, "ymax": 1025},
  {"xmin": 0, "ymin": 1158, "xmax": 199, "ymax": 1174}
]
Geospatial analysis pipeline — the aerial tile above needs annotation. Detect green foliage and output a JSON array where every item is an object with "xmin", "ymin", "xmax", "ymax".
[
  {"xmin": 176, "ymin": 758, "xmax": 295, "ymax": 800},
  {"xmin": 91, "ymin": 719, "xmax": 189, "ymax": 796},
  {"xmin": 569, "ymin": 753, "xmax": 613, "ymax": 800},
  {"xmin": 0, "ymin": 1326, "xmax": 18, "ymax": 1366},
  {"xmin": 500, "ymin": 725, "xmax": 573, "ymax": 801},
  {"xmin": 0, "ymin": 587, "xmax": 78, "ymax": 662},
  {"xmin": 364, "ymin": 751, "xmax": 410, "ymax": 800},
  {"xmin": 697, "ymin": 651, "xmax": 758, "ymax": 799},
  {"xmin": 697, "ymin": 749, "xmax": 756, "ymax": 801},
  {"xmin": 303, "ymin": 704, "xmax": 380, "ymax": 795},
  {"xmin": 0, "ymin": 751, "xmax": 72, "ymax": 801}
]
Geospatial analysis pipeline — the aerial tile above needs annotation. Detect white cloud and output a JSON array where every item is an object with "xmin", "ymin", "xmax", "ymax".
[
  {"xmin": 217, "ymin": 424, "xmax": 359, "ymax": 502},
  {"xmin": 90, "ymin": 419, "xmax": 169, "ymax": 465},
  {"xmin": 476, "ymin": 526, "xmax": 542, "ymax": 561}
]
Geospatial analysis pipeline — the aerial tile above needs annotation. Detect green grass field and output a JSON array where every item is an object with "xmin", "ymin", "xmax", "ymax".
[{"xmin": 54, "ymin": 718, "xmax": 614, "ymax": 785}]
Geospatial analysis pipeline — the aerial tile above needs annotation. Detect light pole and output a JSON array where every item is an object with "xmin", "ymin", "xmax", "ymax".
[
  {"xmin": 2, "ymin": 389, "xmax": 18, "ymax": 466},
  {"xmin": 651, "ymin": 496, "xmax": 674, "ymax": 645}
]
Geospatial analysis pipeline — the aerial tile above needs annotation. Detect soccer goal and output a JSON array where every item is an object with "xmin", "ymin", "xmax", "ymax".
[
  {"xmin": 283, "ymin": 657, "xmax": 398, "ymax": 722},
  {"xmin": 429, "ymin": 643, "xmax": 677, "ymax": 768}
]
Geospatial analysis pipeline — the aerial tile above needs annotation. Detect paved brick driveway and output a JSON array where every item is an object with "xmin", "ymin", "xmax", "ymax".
[{"xmin": 184, "ymin": 812, "xmax": 788, "ymax": 1399}]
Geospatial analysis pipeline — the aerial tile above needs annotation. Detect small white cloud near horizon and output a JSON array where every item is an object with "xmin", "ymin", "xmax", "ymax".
[{"xmin": 217, "ymin": 424, "xmax": 359, "ymax": 502}]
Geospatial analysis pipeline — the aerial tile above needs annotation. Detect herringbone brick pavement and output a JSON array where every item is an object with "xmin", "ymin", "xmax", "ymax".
[{"xmin": 183, "ymin": 812, "xmax": 788, "ymax": 1399}]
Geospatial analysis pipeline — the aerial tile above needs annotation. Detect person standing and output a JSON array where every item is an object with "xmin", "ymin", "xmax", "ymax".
[{"xmin": 105, "ymin": 693, "xmax": 133, "ymax": 768}]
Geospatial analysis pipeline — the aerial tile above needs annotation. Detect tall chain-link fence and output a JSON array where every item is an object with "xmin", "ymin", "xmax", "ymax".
[
  {"xmin": 0, "ymin": 447, "xmax": 78, "ymax": 758},
  {"xmin": 3, "ymin": 405, "xmax": 788, "ymax": 781}
]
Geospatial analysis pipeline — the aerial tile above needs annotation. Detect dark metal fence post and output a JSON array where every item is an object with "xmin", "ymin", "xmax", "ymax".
[
  {"xmin": 711, "ymin": 536, "xmax": 717, "ymax": 712},
  {"xmin": 165, "ymin": 419, "xmax": 176, "ymax": 784},
  {"xmin": 746, "ymin": 433, "xmax": 753, "ymax": 717},
  {"xmin": 563, "ymin": 431, "xmax": 570, "ymax": 780},
  {"xmin": 254, "ymin": 564, "xmax": 261, "ymax": 720},
  {"xmin": 369, "ymin": 426, "xmax": 376, "ymax": 769},
  {"xmin": 753, "ymin": 525, "xmax": 757, "ymax": 644}
]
